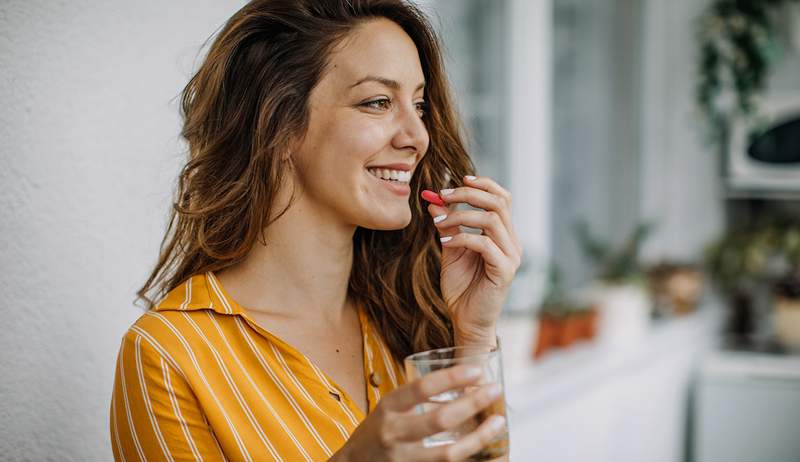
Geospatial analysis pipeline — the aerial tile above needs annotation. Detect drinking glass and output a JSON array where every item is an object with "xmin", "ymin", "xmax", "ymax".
[{"xmin": 404, "ymin": 344, "xmax": 509, "ymax": 461}]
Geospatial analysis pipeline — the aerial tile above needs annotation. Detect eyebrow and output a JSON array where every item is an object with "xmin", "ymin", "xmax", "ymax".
[{"xmin": 349, "ymin": 75, "xmax": 426, "ymax": 92}]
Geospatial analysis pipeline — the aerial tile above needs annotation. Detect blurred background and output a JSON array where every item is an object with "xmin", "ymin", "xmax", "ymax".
[{"xmin": 2, "ymin": 0, "xmax": 800, "ymax": 460}]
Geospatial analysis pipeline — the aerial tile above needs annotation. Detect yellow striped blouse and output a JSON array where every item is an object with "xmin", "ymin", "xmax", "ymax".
[{"xmin": 110, "ymin": 271, "xmax": 406, "ymax": 461}]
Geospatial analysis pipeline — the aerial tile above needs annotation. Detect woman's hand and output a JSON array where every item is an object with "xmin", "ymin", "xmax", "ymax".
[
  {"xmin": 330, "ymin": 364, "xmax": 506, "ymax": 462},
  {"xmin": 425, "ymin": 175, "xmax": 523, "ymax": 345}
]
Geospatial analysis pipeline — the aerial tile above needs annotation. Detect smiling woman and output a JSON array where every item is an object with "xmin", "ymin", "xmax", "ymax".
[{"xmin": 110, "ymin": 1, "xmax": 519, "ymax": 461}]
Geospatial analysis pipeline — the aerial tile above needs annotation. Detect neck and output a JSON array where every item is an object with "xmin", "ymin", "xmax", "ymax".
[{"xmin": 216, "ymin": 186, "xmax": 356, "ymax": 326}]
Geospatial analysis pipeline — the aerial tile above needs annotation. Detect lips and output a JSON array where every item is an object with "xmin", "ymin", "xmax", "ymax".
[{"xmin": 365, "ymin": 169, "xmax": 411, "ymax": 196}]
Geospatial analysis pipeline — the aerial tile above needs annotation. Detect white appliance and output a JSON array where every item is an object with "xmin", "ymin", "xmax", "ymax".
[
  {"xmin": 726, "ymin": 94, "xmax": 800, "ymax": 194},
  {"xmin": 693, "ymin": 351, "xmax": 800, "ymax": 462}
]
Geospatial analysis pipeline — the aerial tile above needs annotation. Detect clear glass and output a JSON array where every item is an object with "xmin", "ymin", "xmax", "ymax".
[{"xmin": 404, "ymin": 344, "xmax": 509, "ymax": 461}]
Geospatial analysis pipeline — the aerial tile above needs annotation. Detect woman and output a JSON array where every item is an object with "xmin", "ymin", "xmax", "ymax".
[{"xmin": 110, "ymin": 0, "xmax": 522, "ymax": 460}]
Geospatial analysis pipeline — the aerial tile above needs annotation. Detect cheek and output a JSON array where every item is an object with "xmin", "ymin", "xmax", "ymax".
[{"xmin": 336, "ymin": 120, "xmax": 391, "ymax": 161}]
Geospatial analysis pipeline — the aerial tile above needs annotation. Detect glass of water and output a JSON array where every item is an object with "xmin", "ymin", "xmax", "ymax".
[{"xmin": 404, "ymin": 344, "xmax": 509, "ymax": 461}]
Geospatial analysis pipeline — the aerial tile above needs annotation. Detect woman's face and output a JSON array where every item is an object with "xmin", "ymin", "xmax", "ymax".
[{"xmin": 290, "ymin": 18, "xmax": 430, "ymax": 231}]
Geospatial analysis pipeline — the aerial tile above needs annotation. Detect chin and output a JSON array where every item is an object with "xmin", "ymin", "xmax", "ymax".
[{"xmin": 363, "ymin": 209, "xmax": 412, "ymax": 231}]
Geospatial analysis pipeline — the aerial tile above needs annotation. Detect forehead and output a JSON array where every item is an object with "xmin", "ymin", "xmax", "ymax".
[{"xmin": 321, "ymin": 18, "xmax": 425, "ymax": 92}]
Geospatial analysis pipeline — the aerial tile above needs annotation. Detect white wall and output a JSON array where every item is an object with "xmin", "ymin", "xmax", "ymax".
[{"xmin": 0, "ymin": 1, "xmax": 245, "ymax": 460}]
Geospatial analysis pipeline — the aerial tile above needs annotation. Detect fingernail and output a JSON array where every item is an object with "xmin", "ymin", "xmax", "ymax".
[
  {"xmin": 421, "ymin": 189, "xmax": 445, "ymax": 206},
  {"xmin": 462, "ymin": 366, "xmax": 482, "ymax": 379},
  {"xmin": 440, "ymin": 236, "xmax": 452, "ymax": 243},
  {"xmin": 486, "ymin": 383, "xmax": 502, "ymax": 399},
  {"xmin": 433, "ymin": 214, "xmax": 447, "ymax": 224},
  {"xmin": 440, "ymin": 188, "xmax": 454, "ymax": 196},
  {"xmin": 489, "ymin": 415, "xmax": 506, "ymax": 431},
  {"xmin": 465, "ymin": 175, "xmax": 477, "ymax": 181}
]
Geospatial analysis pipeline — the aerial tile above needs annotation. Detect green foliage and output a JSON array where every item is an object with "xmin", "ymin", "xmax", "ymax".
[
  {"xmin": 695, "ymin": 0, "xmax": 799, "ymax": 145},
  {"xmin": 574, "ymin": 221, "xmax": 654, "ymax": 284},
  {"xmin": 539, "ymin": 263, "xmax": 589, "ymax": 318},
  {"xmin": 704, "ymin": 220, "xmax": 800, "ymax": 295}
]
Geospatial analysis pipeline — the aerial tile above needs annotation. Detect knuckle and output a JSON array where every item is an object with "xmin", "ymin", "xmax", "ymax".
[
  {"xmin": 487, "ymin": 210, "xmax": 501, "ymax": 226},
  {"xmin": 430, "ymin": 409, "xmax": 450, "ymax": 432},
  {"xmin": 377, "ymin": 421, "xmax": 396, "ymax": 449},
  {"xmin": 442, "ymin": 445, "xmax": 460, "ymax": 462}
]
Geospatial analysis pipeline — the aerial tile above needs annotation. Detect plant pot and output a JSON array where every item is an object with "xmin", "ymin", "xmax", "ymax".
[
  {"xmin": 588, "ymin": 282, "xmax": 651, "ymax": 346},
  {"xmin": 648, "ymin": 265, "xmax": 703, "ymax": 316},
  {"xmin": 533, "ymin": 315, "xmax": 560, "ymax": 359},
  {"xmin": 555, "ymin": 314, "xmax": 582, "ymax": 347},
  {"xmin": 774, "ymin": 296, "xmax": 800, "ymax": 351},
  {"xmin": 576, "ymin": 308, "xmax": 599, "ymax": 340}
]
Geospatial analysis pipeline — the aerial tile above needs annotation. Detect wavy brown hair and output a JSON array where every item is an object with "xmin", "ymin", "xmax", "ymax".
[{"xmin": 137, "ymin": 0, "xmax": 476, "ymax": 364}]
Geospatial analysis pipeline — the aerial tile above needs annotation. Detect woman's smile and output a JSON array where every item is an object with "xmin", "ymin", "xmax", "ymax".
[{"xmin": 365, "ymin": 166, "xmax": 413, "ymax": 196}]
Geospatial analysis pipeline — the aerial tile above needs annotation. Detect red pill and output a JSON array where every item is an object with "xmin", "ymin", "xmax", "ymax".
[{"xmin": 421, "ymin": 189, "xmax": 445, "ymax": 206}]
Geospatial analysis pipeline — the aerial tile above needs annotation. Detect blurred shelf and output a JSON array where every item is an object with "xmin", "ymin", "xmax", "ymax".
[
  {"xmin": 723, "ymin": 184, "xmax": 800, "ymax": 201},
  {"xmin": 497, "ymin": 304, "xmax": 725, "ymax": 417}
]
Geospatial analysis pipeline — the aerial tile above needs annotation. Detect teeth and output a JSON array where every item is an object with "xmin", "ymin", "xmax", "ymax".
[{"xmin": 367, "ymin": 167, "xmax": 411, "ymax": 183}]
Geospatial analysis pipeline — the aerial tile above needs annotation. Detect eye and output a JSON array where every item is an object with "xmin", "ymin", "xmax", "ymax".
[
  {"xmin": 360, "ymin": 98, "xmax": 428, "ymax": 118},
  {"xmin": 415, "ymin": 100, "xmax": 428, "ymax": 118},
  {"xmin": 362, "ymin": 98, "xmax": 391, "ymax": 111}
]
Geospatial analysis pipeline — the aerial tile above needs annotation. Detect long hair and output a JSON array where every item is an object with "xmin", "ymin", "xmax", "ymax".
[{"xmin": 137, "ymin": 0, "xmax": 476, "ymax": 363}]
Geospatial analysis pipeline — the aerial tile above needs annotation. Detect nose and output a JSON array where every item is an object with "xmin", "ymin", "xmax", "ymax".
[{"xmin": 391, "ymin": 102, "xmax": 429, "ymax": 159}]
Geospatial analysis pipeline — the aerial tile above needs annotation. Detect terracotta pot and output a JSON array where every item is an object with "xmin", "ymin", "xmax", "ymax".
[
  {"xmin": 576, "ymin": 308, "xmax": 599, "ymax": 340},
  {"xmin": 533, "ymin": 315, "xmax": 560, "ymax": 359},
  {"xmin": 556, "ymin": 314, "xmax": 582, "ymax": 347}
]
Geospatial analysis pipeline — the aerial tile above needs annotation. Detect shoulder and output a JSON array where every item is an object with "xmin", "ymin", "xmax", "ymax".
[{"xmin": 118, "ymin": 309, "xmax": 218, "ymax": 377}]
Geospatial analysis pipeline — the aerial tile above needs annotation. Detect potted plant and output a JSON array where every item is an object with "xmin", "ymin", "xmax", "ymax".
[
  {"xmin": 574, "ymin": 221, "xmax": 654, "ymax": 346},
  {"xmin": 704, "ymin": 220, "xmax": 800, "ymax": 341},
  {"xmin": 646, "ymin": 261, "xmax": 705, "ymax": 317},
  {"xmin": 704, "ymin": 229, "xmax": 763, "ymax": 338},
  {"xmin": 532, "ymin": 265, "xmax": 598, "ymax": 359}
]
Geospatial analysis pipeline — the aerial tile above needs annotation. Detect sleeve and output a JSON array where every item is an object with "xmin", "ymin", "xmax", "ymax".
[{"xmin": 110, "ymin": 331, "xmax": 229, "ymax": 462}]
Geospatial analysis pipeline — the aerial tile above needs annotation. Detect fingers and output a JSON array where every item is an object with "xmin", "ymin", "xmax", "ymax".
[
  {"xmin": 432, "ymin": 209, "xmax": 517, "ymax": 261},
  {"xmin": 440, "ymin": 233, "xmax": 511, "ymax": 283},
  {"xmin": 421, "ymin": 414, "xmax": 507, "ymax": 462},
  {"xmin": 383, "ymin": 364, "xmax": 483, "ymax": 412},
  {"xmin": 439, "ymin": 187, "xmax": 504, "ymax": 223},
  {"xmin": 438, "ymin": 176, "xmax": 523, "ymax": 256},
  {"xmin": 462, "ymin": 175, "xmax": 511, "ymax": 205},
  {"xmin": 400, "ymin": 383, "xmax": 503, "ymax": 442}
]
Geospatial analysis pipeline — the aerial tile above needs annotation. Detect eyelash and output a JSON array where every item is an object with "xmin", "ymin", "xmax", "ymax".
[{"xmin": 362, "ymin": 98, "xmax": 428, "ymax": 117}]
